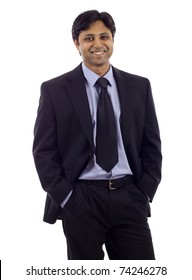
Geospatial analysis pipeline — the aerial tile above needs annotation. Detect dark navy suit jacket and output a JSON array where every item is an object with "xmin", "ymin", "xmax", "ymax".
[{"xmin": 33, "ymin": 63, "xmax": 162, "ymax": 224}]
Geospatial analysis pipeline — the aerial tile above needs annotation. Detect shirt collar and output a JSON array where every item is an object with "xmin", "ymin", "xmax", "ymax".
[{"xmin": 82, "ymin": 63, "xmax": 113, "ymax": 87}]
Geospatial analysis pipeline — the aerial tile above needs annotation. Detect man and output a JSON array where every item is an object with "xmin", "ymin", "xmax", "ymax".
[{"xmin": 33, "ymin": 10, "xmax": 162, "ymax": 260}]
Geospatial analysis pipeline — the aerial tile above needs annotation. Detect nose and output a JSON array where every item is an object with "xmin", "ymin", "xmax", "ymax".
[{"xmin": 93, "ymin": 36, "xmax": 103, "ymax": 48}]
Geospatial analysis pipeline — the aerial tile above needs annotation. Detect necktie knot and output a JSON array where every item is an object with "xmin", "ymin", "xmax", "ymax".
[{"xmin": 96, "ymin": 77, "xmax": 108, "ymax": 90}]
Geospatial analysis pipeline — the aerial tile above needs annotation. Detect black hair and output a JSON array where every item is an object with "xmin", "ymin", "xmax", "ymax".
[{"xmin": 72, "ymin": 10, "xmax": 116, "ymax": 41}]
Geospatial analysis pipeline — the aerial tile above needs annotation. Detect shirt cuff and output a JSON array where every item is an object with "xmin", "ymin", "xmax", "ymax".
[{"xmin": 60, "ymin": 190, "xmax": 73, "ymax": 208}]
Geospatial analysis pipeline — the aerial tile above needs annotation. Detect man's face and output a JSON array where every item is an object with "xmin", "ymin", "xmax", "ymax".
[{"xmin": 74, "ymin": 20, "xmax": 114, "ymax": 74}]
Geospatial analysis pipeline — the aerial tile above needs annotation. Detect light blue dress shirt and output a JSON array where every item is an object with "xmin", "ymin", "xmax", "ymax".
[
  {"xmin": 61, "ymin": 63, "xmax": 132, "ymax": 207},
  {"xmin": 79, "ymin": 63, "xmax": 132, "ymax": 179}
]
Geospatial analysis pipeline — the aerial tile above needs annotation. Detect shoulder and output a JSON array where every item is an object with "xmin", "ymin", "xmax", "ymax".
[
  {"xmin": 112, "ymin": 66, "xmax": 150, "ymax": 85},
  {"xmin": 41, "ymin": 64, "xmax": 83, "ymax": 90}
]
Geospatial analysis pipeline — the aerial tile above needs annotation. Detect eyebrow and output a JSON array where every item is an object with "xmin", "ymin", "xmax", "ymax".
[{"xmin": 83, "ymin": 32, "xmax": 110, "ymax": 38}]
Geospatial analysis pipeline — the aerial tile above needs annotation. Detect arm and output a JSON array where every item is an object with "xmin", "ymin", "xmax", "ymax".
[
  {"xmin": 137, "ymin": 80, "xmax": 162, "ymax": 202},
  {"xmin": 32, "ymin": 83, "xmax": 73, "ymax": 206}
]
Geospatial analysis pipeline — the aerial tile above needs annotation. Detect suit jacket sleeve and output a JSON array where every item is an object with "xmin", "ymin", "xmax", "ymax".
[
  {"xmin": 32, "ymin": 82, "xmax": 73, "ymax": 206},
  {"xmin": 137, "ymin": 80, "xmax": 162, "ymax": 201}
]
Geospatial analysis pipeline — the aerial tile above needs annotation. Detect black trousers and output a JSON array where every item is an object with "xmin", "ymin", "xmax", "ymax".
[{"xmin": 62, "ymin": 178, "xmax": 155, "ymax": 260}]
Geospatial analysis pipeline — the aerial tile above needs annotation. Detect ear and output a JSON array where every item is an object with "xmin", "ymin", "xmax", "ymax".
[
  {"xmin": 74, "ymin": 39, "xmax": 82, "ymax": 56},
  {"xmin": 74, "ymin": 40, "xmax": 80, "ymax": 51}
]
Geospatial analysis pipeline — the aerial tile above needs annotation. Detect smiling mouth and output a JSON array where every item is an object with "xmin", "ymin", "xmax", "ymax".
[{"xmin": 91, "ymin": 50, "xmax": 106, "ymax": 55}]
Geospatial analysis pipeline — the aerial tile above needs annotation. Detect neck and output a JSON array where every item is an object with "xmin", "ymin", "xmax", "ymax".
[{"xmin": 84, "ymin": 62, "xmax": 110, "ymax": 77}]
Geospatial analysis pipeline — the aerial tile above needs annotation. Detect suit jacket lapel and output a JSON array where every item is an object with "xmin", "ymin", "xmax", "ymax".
[
  {"xmin": 65, "ymin": 65, "xmax": 136, "ymax": 154},
  {"xmin": 66, "ymin": 64, "xmax": 94, "ymax": 151}
]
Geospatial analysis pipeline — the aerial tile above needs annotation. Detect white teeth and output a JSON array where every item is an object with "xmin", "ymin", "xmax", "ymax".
[{"xmin": 92, "ymin": 51, "xmax": 105, "ymax": 55}]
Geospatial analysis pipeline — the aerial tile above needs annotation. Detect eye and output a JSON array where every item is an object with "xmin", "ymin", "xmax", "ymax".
[
  {"xmin": 84, "ymin": 36, "xmax": 94, "ymax": 42},
  {"xmin": 100, "ymin": 35, "xmax": 110, "ymax": 40}
]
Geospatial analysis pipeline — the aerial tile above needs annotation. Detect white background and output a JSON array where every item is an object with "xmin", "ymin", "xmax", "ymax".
[{"xmin": 0, "ymin": 0, "xmax": 192, "ymax": 279}]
